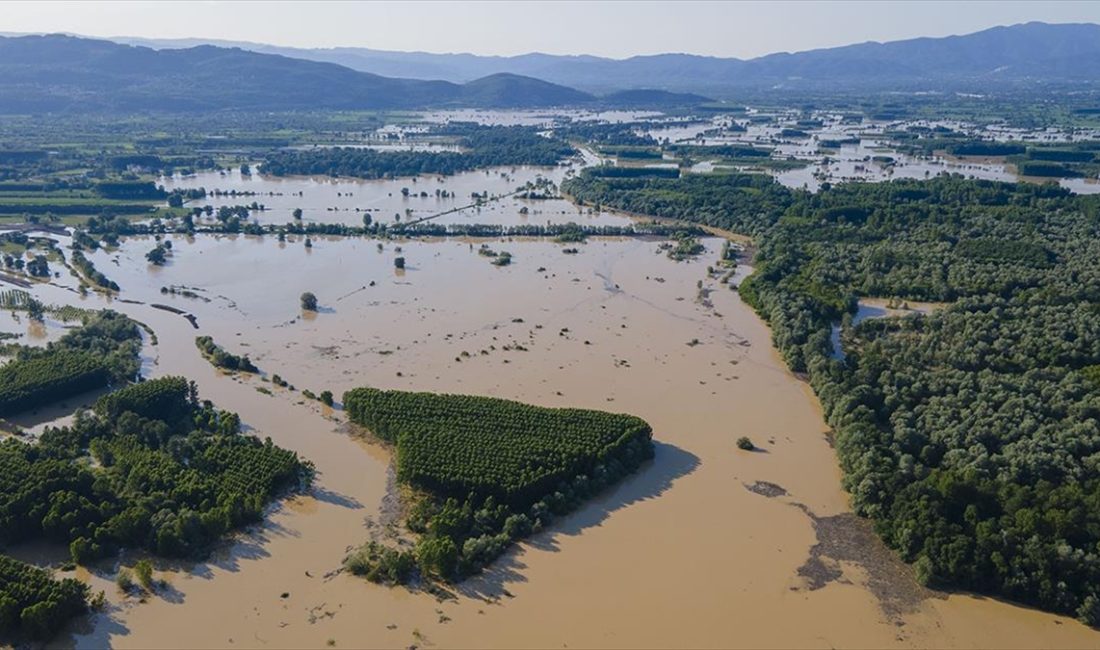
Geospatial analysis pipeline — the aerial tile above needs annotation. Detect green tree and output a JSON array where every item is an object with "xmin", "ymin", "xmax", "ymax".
[
  {"xmin": 146, "ymin": 245, "xmax": 167, "ymax": 266},
  {"xmin": 416, "ymin": 536, "xmax": 458, "ymax": 579},
  {"xmin": 133, "ymin": 559, "xmax": 154, "ymax": 591}
]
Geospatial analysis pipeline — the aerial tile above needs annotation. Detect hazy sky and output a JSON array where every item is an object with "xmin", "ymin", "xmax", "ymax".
[{"xmin": 3, "ymin": 1, "xmax": 1099, "ymax": 58}]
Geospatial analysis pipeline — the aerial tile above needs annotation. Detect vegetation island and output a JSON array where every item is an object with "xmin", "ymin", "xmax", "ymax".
[{"xmin": 342, "ymin": 388, "xmax": 654, "ymax": 584}]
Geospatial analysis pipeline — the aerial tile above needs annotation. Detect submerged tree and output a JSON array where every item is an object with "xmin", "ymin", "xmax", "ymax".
[{"xmin": 145, "ymin": 245, "xmax": 167, "ymax": 266}]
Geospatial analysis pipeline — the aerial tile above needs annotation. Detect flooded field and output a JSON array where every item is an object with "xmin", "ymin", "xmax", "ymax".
[
  {"xmin": 645, "ymin": 111, "xmax": 1100, "ymax": 193},
  {"xmin": 418, "ymin": 108, "xmax": 664, "ymax": 127},
  {"xmin": 160, "ymin": 150, "xmax": 636, "ymax": 228},
  {"xmin": 0, "ymin": 224, "xmax": 1090, "ymax": 648}
]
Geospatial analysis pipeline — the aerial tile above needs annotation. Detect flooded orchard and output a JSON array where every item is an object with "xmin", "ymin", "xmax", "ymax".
[{"xmin": 0, "ymin": 224, "xmax": 1083, "ymax": 648}]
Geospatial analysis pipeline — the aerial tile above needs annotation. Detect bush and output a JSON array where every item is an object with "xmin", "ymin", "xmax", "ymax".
[
  {"xmin": 115, "ymin": 568, "xmax": 134, "ymax": 592},
  {"xmin": 345, "ymin": 542, "xmax": 416, "ymax": 585},
  {"xmin": 736, "ymin": 437, "xmax": 755, "ymax": 451},
  {"xmin": 133, "ymin": 559, "xmax": 154, "ymax": 592},
  {"xmin": 416, "ymin": 536, "xmax": 458, "ymax": 579},
  {"xmin": 300, "ymin": 292, "xmax": 318, "ymax": 311}
]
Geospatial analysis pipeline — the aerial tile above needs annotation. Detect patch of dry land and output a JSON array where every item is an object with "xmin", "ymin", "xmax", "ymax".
[{"xmin": 12, "ymin": 228, "xmax": 1095, "ymax": 648}]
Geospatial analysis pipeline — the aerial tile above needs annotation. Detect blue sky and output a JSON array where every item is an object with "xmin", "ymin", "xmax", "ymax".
[{"xmin": 3, "ymin": 1, "xmax": 1099, "ymax": 58}]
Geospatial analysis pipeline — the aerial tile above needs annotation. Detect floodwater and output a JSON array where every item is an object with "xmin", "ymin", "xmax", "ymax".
[
  {"xmin": 158, "ymin": 151, "xmax": 633, "ymax": 228},
  {"xmin": 418, "ymin": 108, "xmax": 664, "ymax": 127},
  {"xmin": 830, "ymin": 299, "xmax": 945, "ymax": 361},
  {"xmin": 644, "ymin": 112, "xmax": 1100, "ymax": 194},
  {"xmin": 0, "ymin": 228, "xmax": 1087, "ymax": 648}
]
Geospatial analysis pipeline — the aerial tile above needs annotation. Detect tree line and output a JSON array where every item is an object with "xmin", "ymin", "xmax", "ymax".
[
  {"xmin": 564, "ymin": 169, "xmax": 1100, "ymax": 625},
  {"xmin": 261, "ymin": 124, "xmax": 575, "ymax": 179}
]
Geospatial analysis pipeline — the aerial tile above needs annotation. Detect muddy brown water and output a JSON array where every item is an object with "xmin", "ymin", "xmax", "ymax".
[
  {"xmin": 158, "ymin": 148, "xmax": 626, "ymax": 228},
  {"xmin": 5, "ymin": 231, "xmax": 1095, "ymax": 648}
]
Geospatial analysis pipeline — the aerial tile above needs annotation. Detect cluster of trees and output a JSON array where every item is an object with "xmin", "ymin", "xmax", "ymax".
[
  {"xmin": 342, "ymin": 388, "xmax": 653, "ymax": 581},
  {"xmin": 1016, "ymin": 161, "xmax": 1083, "ymax": 178},
  {"xmin": 0, "ymin": 554, "xmax": 90, "ymax": 641},
  {"xmin": 0, "ymin": 375, "xmax": 313, "ymax": 570},
  {"xmin": 564, "ymin": 170, "xmax": 790, "ymax": 237},
  {"xmin": 664, "ymin": 233, "xmax": 705, "ymax": 261},
  {"xmin": 0, "ymin": 310, "xmax": 142, "ymax": 416},
  {"xmin": 605, "ymin": 147, "xmax": 663, "ymax": 160},
  {"xmin": 948, "ymin": 141, "xmax": 1027, "ymax": 156},
  {"xmin": 552, "ymin": 121, "xmax": 657, "ymax": 147},
  {"xmin": 261, "ymin": 125, "xmax": 575, "ymax": 179},
  {"xmin": 936, "ymin": 140, "xmax": 1098, "ymax": 178},
  {"xmin": 0, "ymin": 351, "xmax": 109, "ymax": 417},
  {"xmin": 194, "ymin": 336, "xmax": 258, "ymax": 373},
  {"xmin": 25, "ymin": 255, "xmax": 50, "ymax": 278},
  {"xmin": 145, "ymin": 243, "xmax": 169, "ymax": 266},
  {"xmin": 94, "ymin": 180, "xmax": 166, "ymax": 200},
  {"xmin": 1027, "ymin": 148, "xmax": 1096, "ymax": 163},
  {"xmin": 586, "ymin": 166, "xmax": 680, "ymax": 179},
  {"xmin": 166, "ymin": 187, "xmax": 205, "ymax": 208},
  {"xmin": 1, "ymin": 254, "xmax": 26, "ymax": 273},
  {"xmin": 564, "ymin": 169, "xmax": 1100, "ymax": 625},
  {"xmin": 670, "ymin": 144, "xmax": 772, "ymax": 159},
  {"xmin": 69, "ymin": 250, "xmax": 119, "ymax": 292}
]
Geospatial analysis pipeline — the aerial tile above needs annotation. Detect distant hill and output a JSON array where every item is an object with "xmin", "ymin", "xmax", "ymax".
[
  {"xmin": 5, "ymin": 23, "xmax": 1100, "ymax": 114},
  {"xmin": 0, "ymin": 35, "xmax": 592, "ymax": 113},
  {"xmin": 460, "ymin": 73, "xmax": 594, "ymax": 108},
  {"xmin": 110, "ymin": 22, "xmax": 1100, "ymax": 94}
]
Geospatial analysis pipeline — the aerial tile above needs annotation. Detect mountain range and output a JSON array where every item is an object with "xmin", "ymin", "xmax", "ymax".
[
  {"xmin": 107, "ymin": 21, "xmax": 1100, "ymax": 93},
  {"xmin": 0, "ymin": 35, "xmax": 611, "ymax": 113},
  {"xmin": 0, "ymin": 21, "xmax": 1098, "ymax": 114}
]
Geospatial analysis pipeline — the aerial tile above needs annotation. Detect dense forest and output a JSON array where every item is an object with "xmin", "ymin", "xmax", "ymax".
[
  {"xmin": 0, "ymin": 373, "xmax": 311, "ymax": 562},
  {"xmin": 0, "ymin": 310, "xmax": 141, "ymax": 416},
  {"xmin": 261, "ymin": 124, "xmax": 575, "ymax": 179},
  {"xmin": 0, "ymin": 554, "xmax": 89, "ymax": 640},
  {"xmin": 564, "ymin": 170, "xmax": 1100, "ymax": 624},
  {"xmin": 0, "ymin": 312, "xmax": 313, "ymax": 639},
  {"xmin": 343, "ymin": 388, "xmax": 653, "ymax": 582}
]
